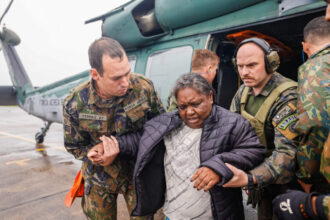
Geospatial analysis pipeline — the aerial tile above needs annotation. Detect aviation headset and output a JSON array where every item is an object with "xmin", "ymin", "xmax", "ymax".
[{"xmin": 232, "ymin": 37, "xmax": 280, "ymax": 74}]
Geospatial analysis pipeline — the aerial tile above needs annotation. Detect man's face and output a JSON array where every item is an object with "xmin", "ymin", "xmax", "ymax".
[
  {"xmin": 91, "ymin": 54, "xmax": 130, "ymax": 99},
  {"xmin": 236, "ymin": 43, "xmax": 271, "ymax": 91},
  {"xmin": 200, "ymin": 62, "xmax": 219, "ymax": 84},
  {"xmin": 177, "ymin": 87, "xmax": 213, "ymax": 129}
]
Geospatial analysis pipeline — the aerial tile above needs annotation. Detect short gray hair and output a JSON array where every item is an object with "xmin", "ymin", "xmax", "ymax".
[
  {"xmin": 88, "ymin": 37, "xmax": 125, "ymax": 76},
  {"xmin": 304, "ymin": 16, "xmax": 330, "ymax": 43},
  {"xmin": 173, "ymin": 72, "xmax": 214, "ymax": 99}
]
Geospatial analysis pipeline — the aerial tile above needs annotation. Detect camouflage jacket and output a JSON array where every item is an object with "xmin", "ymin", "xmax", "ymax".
[
  {"xmin": 322, "ymin": 195, "xmax": 330, "ymax": 219},
  {"xmin": 166, "ymin": 92, "xmax": 177, "ymax": 112},
  {"xmin": 63, "ymin": 73, "xmax": 164, "ymax": 193},
  {"xmin": 230, "ymin": 72, "xmax": 299, "ymax": 187},
  {"xmin": 295, "ymin": 45, "xmax": 330, "ymax": 185}
]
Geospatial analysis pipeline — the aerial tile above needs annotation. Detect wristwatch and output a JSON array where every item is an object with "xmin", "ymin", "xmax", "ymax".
[{"xmin": 246, "ymin": 173, "xmax": 255, "ymax": 189}]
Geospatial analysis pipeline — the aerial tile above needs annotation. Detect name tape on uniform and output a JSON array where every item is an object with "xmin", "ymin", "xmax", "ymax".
[
  {"xmin": 79, "ymin": 113, "xmax": 107, "ymax": 121},
  {"xmin": 124, "ymin": 97, "xmax": 148, "ymax": 112}
]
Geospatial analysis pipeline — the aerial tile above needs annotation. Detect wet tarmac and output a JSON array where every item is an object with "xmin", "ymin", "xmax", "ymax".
[
  {"xmin": 0, "ymin": 106, "xmax": 257, "ymax": 220},
  {"xmin": 0, "ymin": 106, "xmax": 141, "ymax": 220}
]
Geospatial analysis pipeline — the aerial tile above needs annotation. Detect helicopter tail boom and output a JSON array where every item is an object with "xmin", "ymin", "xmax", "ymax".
[{"xmin": 0, "ymin": 27, "xmax": 33, "ymax": 106}]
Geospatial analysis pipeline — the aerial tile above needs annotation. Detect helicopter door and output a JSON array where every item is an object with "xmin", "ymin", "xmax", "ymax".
[{"xmin": 209, "ymin": 39, "xmax": 238, "ymax": 109}]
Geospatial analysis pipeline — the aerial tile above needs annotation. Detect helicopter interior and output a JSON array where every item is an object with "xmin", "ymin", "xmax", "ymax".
[{"xmin": 210, "ymin": 7, "xmax": 325, "ymax": 109}]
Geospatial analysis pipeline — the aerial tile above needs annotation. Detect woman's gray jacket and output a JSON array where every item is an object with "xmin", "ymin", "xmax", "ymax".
[{"xmin": 116, "ymin": 105, "xmax": 266, "ymax": 219}]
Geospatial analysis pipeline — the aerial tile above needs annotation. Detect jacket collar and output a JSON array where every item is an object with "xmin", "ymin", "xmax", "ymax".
[
  {"xmin": 202, "ymin": 105, "xmax": 218, "ymax": 129},
  {"xmin": 165, "ymin": 110, "xmax": 184, "ymax": 131}
]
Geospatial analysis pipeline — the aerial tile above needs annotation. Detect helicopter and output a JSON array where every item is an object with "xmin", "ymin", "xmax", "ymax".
[{"xmin": 0, "ymin": 0, "xmax": 327, "ymax": 143}]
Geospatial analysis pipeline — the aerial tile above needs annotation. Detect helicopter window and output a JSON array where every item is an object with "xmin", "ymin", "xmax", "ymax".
[
  {"xmin": 146, "ymin": 46, "xmax": 193, "ymax": 105},
  {"xmin": 128, "ymin": 55, "xmax": 137, "ymax": 72}
]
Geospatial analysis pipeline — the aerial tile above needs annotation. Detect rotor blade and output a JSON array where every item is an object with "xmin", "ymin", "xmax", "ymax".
[{"xmin": 0, "ymin": 0, "xmax": 14, "ymax": 25}]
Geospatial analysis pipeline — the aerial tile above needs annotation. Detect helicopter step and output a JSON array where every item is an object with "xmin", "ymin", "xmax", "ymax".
[{"xmin": 35, "ymin": 121, "xmax": 52, "ymax": 144}]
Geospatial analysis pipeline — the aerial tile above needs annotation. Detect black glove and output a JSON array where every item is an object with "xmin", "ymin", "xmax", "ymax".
[
  {"xmin": 272, "ymin": 190, "xmax": 319, "ymax": 220},
  {"xmin": 246, "ymin": 187, "xmax": 263, "ymax": 208}
]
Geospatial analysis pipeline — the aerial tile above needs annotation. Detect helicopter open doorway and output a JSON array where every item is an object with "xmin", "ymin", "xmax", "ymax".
[{"xmin": 209, "ymin": 6, "xmax": 324, "ymax": 109}]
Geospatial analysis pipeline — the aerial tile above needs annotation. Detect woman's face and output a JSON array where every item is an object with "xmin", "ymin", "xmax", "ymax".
[{"xmin": 177, "ymin": 87, "xmax": 213, "ymax": 129}]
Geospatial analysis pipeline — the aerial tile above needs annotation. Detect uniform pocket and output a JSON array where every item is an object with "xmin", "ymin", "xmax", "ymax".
[{"xmin": 79, "ymin": 119, "xmax": 107, "ymax": 133}]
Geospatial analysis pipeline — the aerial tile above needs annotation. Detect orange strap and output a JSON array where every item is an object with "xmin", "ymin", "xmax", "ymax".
[{"xmin": 64, "ymin": 170, "xmax": 84, "ymax": 207}]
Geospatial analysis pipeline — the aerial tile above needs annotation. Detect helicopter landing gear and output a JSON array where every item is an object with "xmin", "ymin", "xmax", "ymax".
[{"xmin": 35, "ymin": 121, "xmax": 52, "ymax": 144}]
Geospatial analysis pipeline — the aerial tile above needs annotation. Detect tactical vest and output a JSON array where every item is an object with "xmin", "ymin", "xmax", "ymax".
[{"xmin": 240, "ymin": 81, "xmax": 297, "ymax": 147}]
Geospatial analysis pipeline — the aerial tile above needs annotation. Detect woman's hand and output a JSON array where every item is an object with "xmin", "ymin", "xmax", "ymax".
[
  {"xmin": 87, "ymin": 136, "xmax": 120, "ymax": 166},
  {"xmin": 87, "ymin": 142, "xmax": 104, "ymax": 164},
  {"xmin": 98, "ymin": 135, "xmax": 120, "ymax": 166},
  {"xmin": 191, "ymin": 167, "xmax": 220, "ymax": 191}
]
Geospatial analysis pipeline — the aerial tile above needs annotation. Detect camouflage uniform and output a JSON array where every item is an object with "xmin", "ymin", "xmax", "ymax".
[
  {"xmin": 295, "ymin": 45, "xmax": 330, "ymax": 216},
  {"xmin": 166, "ymin": 93, "xmax": 177, "ymax": 112},
  {"xmin": 63, "ymin": 73, "xmax": 165, "ymax": 220},
  {"xmin": 230, "ymin": 72, "xmax": 299, "ymax": 220}
]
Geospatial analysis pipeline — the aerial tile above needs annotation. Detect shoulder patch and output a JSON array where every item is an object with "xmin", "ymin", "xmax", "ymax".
[
  {"xmin": 278, "ymin": 114, "xmax": 297, "ymax": 130},
  {"xmin": 272, "ymin": 103, "xmax": 298, "ymax": 140},
  {"xmin": 273, "ymin": 103, "xmax": 296, "ymax": 125}
]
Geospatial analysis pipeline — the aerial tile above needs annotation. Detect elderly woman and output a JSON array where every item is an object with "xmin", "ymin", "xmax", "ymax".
[{"xmin": 89, "ymin": 73, "xmax": 266, "ymax": 220}]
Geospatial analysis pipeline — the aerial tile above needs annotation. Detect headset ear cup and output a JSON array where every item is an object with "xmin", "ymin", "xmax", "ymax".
[
  {"xmin": 232, "ymin": 57, "xmax": 238, "ymax": 73},
  {"xmin": 264, "ymin": 56, "xmax": 270, "ymax": 74},
  {"xmin": 266, "ymin": 51, "xmax": 280, "ymax": 73}
]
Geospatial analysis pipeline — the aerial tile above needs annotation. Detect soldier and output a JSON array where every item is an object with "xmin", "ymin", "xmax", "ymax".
[
  {"xmin": 295, "ymin": 16, "xmax": 330, "ymax": 194},
  {"xmin": 167, "ymin": 49, "xmax": 219, "ymax": 111},
  {"xmin": 272, "ymin": 16, "xmax": 330, "ymax": 220},
  {"xmin": 223, "ymin": 37, "xmax": 299, "ymax": 220},
  {"xmin": 63, "ymin": 37, "xmax": 164, "ymax": 219}
]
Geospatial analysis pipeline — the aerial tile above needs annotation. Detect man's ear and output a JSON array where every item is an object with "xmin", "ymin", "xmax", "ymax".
[
  {"xmin": 90, "ymin": 68, "xmax": 100, "ymax": 81},
  {"xmin": 208, "ymin": 65, "xmax": 212, "ymax": 73},
  {"xmin": 302, "ymin": 41, "xmax": 310, "ymax": 57},
  {"xmin": 209, "ymin": 91, "xmax": 214, "ymax": 104},
  {"xmin": 202, "ymin": 64, "xmax": 212, "ymax": 73}
]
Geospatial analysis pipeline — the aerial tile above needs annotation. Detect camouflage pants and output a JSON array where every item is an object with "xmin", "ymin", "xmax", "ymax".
[
  {"xmin": 257, "ymin": 198, "xmax": 277, "ymax": 220},
  {"xmin": 82, "ymin": 183, "xmax": 151, "ymax": 220},
  {"xmin": 257, "ymin": 184, "xmax": 289, "ymax": 220}
]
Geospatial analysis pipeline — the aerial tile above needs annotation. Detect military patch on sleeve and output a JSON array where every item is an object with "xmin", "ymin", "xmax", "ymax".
[
  {"xmin": 272, "ymin": 103, "xmax": 299, "ymax": 140},
  {"xmin": 272, "ymin": 103, "xmax": 295, "ymax": 125},
  {"xmin": 278, "ymin": 114, "xmax": 297, "ymax": 130}
]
